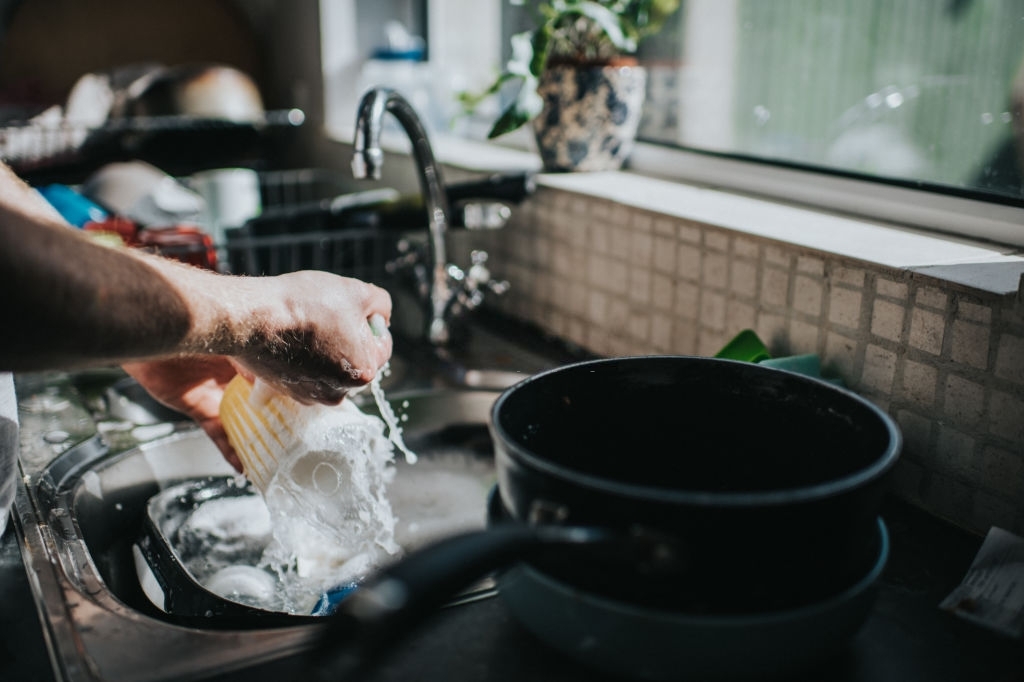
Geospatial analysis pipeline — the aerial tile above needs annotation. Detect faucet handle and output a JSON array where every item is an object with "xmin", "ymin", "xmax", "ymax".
[{"xmin": 464, "ymin": 250, "xmax": 510, "ymax": 300}]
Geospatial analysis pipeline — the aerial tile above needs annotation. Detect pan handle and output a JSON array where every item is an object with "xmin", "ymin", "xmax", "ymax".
[{"xmin": 305, "ymin": 523, "xmax": 608, "ymax": 682}]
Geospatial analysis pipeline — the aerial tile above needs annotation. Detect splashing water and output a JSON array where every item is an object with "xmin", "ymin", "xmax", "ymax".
[
  {"xmin": 213, "ymin": 365, "xmax": 418, "ymax": 613},
  {"xmin": 369, "ymin": 362, "xmax": 417, "ymax": 464}
]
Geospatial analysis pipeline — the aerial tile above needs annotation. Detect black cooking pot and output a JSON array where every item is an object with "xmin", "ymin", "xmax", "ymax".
[
  {"xmin": 491, "ymin": 355, "xmax": 900, "ymax": 612},
  {"xmin": 308, "ymin": 356, "xmax": 900, "ymax": 680}
]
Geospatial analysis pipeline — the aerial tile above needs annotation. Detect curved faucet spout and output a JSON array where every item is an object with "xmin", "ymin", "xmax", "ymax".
[{"xmin": 352, "ymin": 88, "xmax": 454, "ymax": 344}]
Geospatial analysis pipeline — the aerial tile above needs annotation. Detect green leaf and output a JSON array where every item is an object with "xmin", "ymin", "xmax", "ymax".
[
  {"xmin": 564, "ymin": 1, "xmax": 638, "ymax": 53},
  {"xmin": 487, "ymin": 75, "xmax": 543, "ymax": 139}
]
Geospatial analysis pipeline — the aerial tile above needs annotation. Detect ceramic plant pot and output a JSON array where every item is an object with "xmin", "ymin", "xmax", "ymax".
[{"xmin": 532, "ymin": 62, "xmax": 647, "ymax": 172}]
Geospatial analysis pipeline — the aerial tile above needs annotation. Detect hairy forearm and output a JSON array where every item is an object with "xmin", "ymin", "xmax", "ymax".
[{"xmin": 0, "ymin": 163, "xmax": 250, "ymax": 369}]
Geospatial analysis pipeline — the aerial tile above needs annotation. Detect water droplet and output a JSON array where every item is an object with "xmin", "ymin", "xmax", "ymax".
[{"xmin": 981, "ymin": 112, "xmax": 994, "ymax": 125}]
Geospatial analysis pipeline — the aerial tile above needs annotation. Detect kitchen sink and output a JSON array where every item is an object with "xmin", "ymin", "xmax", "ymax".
[
  {"xmin": 14, "ymin": 375, "xmax": 510, "ymax": 681},
  {"xmin": 11, "ymin": 317, "xmax": 586, "ymax": 681}
]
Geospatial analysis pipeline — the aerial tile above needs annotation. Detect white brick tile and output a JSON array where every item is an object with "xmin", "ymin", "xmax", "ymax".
[
  {"xmin": 629, "ymin": 267, "xmax": 652, "ymax": 305},
  {"xmin": 915, "ymin": 286, "xmax": 948, "ymax": 311},
  {"xmin": 761, "ymin": 267, "xmax": 790, "ymax": 307},
  {"xmin": 702, "ymin": 251, "xmax": 729, "ymax": 289},
  {"xmin": 994, "ymin": 334, "xmax": 1024, "ymax": 384},
  {"xmin": 876, "ymin": 277, "xmax": 908, "ymax": 300},
  {"xmin": 653, "ymin": 217, "xmax": 675, "ymax": 236},
  {"xmin": 630, "ymin": 211, "xmax": 654, "ymax": 233},
  {"xmin": 829, "ymin": 287, "xmax": 863, "ymax": 329},
  {"xmin": 674, "ymin": 281, "xmax": 700, "ymax": 319},
  {"xmin": 607, "ymin": 259, "xmax": 629, "ymax": 295},
  {"xmin": 756, "ymin": 313, "xmax": 787, "ymax": 348},
  {"xmin": 588, "ymin": 290, "xmax": 609, "ymax": 326},
  {"xmin": 651, "ymin": 315, "xmax": 672, "ymax": 350},
  {"xmin": 730, "ymin": 259, "xmax": 758, "ymax": 298},
  {"xmin": 676, "ymin": 243, "xmax": 702, "ymax": 282},
  {"xmin": 733, "ymin": 237, "xmax": 760, "ymax": 259},
  {"xmin": 671, "ymin": 319, "xmax": 698, "ymax": 354},
  {"xmin": 896, "ymin": 410, "xmax": 934, "ymax": 451},
  {"xmin": 653, "ymin": 235, "xmax": 677, "ymax": 273},
  {"xmin": 909, "ymin": 308, "xmax": 945, "ymax": 355},
  {"xmin": 980, "ymin": 446, "xmax": 1024, "ymax": 497},
  {"xmin": 956, "ymin": 300, "xmax": 992, "ymax": 325},
  {"xmin": 697, "ymin": 329, "xmax": 729, "ymax": 357},
  {"xmin": 871, "ymin": 299, "xmax": 906, "ymax": 342},
  {"xmin": 705, "ymin": 230, "xmax": 729, "ymax": 252},
  {"xmin": 551, "ymin": 243, "xmax": 573, "ymax": 275},
  {"xmin": 765, "ymin": 246, "xmax": 790, "ymax": 267},
  {"xmin": 943, "ymin": 374, "xmax": 985, "ymax": 427},
  {"xmin": 628, "ymin": 312, "xmax": 651, "ymax": 342},
  {"xmin": 607, "ymin": 334, "xmax": 633, "ymax": 357},
  {"xmin": 788, "ymin": 319, "xmax": 820, "ymax": 355},
  {"xmin": 567, "ymin": 281, "xmax": 589, "ymax": 317},
  {"xmin": 607, "ymin": 297, "xmax": 630, "ymax": 329},
  {"xmin": 796, "ymin": 255, "xmax": 825, "ymax": 276},
  {"xmin": 629, "ymin": 231, "xmax": 654, "ymax": 267},
  {"xmin": 586, "ymin": 327, "xmax": 612, "ymax": 356},
  {"xmin": 824, "ymin": 332, "xmax": 858, "ymax": 384},
  {"xmin": 651, "ymin": 273, "xmax": 674, "ymax": 311},
  {"xmin": 862, "ymin": 345, "xmax": 898, "ymax": 393},
  {"xmin": 989, "ymin": 390, "xmax": 1024, "ymax": 443},
  {"xmin": 831, "ymin": 265, "xmax": 866, "ymax": 287},
  {"xmin": 609, "ymin": 225, "xmax": 633, "ymax": 257},
  {"xmin": 793, "ymin": 275, "xmax": 823, "ymax": 317},
  {"xmin": 567, "ymin": 317, "xmax": 588, "ymax": 347},
  {"xmin": 700, "ymin": 291, "xmax": 727, "ymax": 331},
  {"xmin": 725, "ymin": 299, "xmax": 757, "ymax": 333},
  {"xmin": 676, "ymin": 221, "xmax": 702, "ymax": 243},
  {"xmin": 935, "ymin": 425, "xmax": 977, "ymax": 478},
  {"xmin": 950, "ymin": 320, "xmax": 990, "ymax": 369},
  {"xmin": 609, "ymin": 203, "xmax": 630, "ymax": 227},
  {"xmin": 901, "ymin": 360, "xmax": 938, "ymax": 406}
]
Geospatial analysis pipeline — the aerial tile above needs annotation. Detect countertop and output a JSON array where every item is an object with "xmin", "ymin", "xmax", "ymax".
[
  {"xmin": 4, "ymin": 476, "xmax": 1022, "ymax": 681},
  {"xmin": 2, "ymin": 316, "xmax": 1022, "ymax": 682}
]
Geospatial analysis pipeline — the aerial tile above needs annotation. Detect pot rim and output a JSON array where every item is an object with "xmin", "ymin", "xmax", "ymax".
[{"xmin": 490, "ymin": 355, "xmax": 903, "ymax": 509}]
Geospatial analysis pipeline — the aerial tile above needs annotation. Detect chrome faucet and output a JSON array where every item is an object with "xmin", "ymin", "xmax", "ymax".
[{"xmin": 352, "ymin": 87, "xmax": 507, "ymax": 345}]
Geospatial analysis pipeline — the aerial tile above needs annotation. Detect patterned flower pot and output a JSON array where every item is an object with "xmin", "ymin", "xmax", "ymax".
[{"xmin": 531, "ymin": 62, "xmax": 647, "ymax": 172}]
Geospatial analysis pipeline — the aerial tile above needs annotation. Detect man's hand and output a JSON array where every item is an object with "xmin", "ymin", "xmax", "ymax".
[
  {"xmin": 227, "ymin": 271, "xmax": 394, "ymax": 405},
  {"xmin": 122, "ymin": 356, "xmax": 242, "ymax": 471}
]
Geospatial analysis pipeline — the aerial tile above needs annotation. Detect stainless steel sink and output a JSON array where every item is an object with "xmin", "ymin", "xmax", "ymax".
[{"xmin": 15, "ymin": 381, "xmax": 505, "ymax": 681}]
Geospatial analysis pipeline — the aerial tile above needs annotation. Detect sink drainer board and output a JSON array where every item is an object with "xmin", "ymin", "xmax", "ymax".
[{"xmin": 23, "ymin": 387, "xmax": 501, "ymax": 681}]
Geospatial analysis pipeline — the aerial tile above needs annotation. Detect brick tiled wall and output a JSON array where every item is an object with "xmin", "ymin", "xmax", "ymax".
[{"xmin": 461, "ymin": 186, "xmax": 1024, "ymax": 535}]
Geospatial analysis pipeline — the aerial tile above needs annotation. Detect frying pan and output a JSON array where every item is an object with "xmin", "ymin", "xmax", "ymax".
[{"xmin": 307, "ymin": 356, "xmax": 901, "ymax": 680}]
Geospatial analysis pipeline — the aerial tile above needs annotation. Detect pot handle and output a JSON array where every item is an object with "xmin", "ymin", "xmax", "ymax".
[{"xmin": 305, "ymin": 523, "xmax": 608, "ymax": 682}]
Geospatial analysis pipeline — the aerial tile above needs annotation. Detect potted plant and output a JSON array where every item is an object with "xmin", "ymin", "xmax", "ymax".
[{"xmin": 460, "ymin": 0, "xmax": 680, "ymax": 172}]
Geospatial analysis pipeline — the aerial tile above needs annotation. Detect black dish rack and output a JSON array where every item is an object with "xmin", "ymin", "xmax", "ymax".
[{"xmin": 223, "ymin": 168, "xmax": 394, "ymax": 285}]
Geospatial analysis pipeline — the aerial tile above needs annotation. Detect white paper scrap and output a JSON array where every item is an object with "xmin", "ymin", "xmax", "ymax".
[{"xmin": 939, "ymin": 527, "xmax": 1024, "ymax": 638}]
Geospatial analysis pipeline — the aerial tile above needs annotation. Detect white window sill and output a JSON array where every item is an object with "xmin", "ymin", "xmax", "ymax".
[{"xmin": 326, "ymin": 121, "xmax": 1024, "ymax": 297}]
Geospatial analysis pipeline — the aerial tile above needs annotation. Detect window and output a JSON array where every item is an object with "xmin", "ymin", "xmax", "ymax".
[
  {"xmin": 499, "ymin": 0, "xmax": 1024, "ymax": 245},
  {"xmin": 638, "ymin": 1, "xmax": 1024, "ymax": 204},
  {"xmin": 322, "ymin": 1, "xmax": 1024, "ymax": 245}
]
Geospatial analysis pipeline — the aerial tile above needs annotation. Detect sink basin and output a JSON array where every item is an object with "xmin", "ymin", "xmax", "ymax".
[{"xmin": 19, "ymin": 385, "xmax": 503, "ymax": 681}]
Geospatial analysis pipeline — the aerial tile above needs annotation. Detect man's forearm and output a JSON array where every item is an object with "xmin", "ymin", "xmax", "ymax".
[{"xmin": 0, "ymin": 162, "xmax": 236, "ymax": 370}]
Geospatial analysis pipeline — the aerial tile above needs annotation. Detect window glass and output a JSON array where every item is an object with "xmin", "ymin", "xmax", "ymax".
[
  {"xmin": 639, "ymin": 0, "xmax": 1024, "ymax": 204},
  {"xmin": 504, "ymin": 1, "xmax": 1024, "ymax": 205}
]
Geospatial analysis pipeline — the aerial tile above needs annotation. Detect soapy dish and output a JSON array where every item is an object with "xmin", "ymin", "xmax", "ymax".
[{"xmin": 134, "ymin": 439, "xmax": 498, "ymax": 624}]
